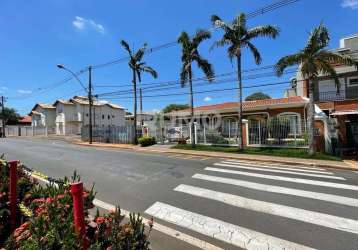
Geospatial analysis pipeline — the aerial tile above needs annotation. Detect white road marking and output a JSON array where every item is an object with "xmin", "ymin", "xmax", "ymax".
[
  {"xmin": 193, "ymin": 174, "xmax": 358, "ymax": 208},
  {"xmin": 220, "ymin": 161, "xmax": 332, "ymax": 175},
  {"xmin": 224, "ymin": 159, "xmax": 325, "ymax": 171},
  {"xmin": 93, "ymin": 199, "xmax": 222, "ymax": 250},
  {"xmin": 146, "ymin": 202, "xmax": 316, "ymax": 250},
  {"xmin": 175, "ymin": 184, "xmax": 358, "ymax": 234},
  {"xmin": 205, "ymin": 167, "xmax": 358, "ymax": 191},
  {"xmin": 214, "ymin": 163, "xmax": 343, "ymax": 180}
]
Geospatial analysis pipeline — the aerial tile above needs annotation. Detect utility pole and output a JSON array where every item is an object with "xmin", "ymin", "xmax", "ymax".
[
  {"xmin": 88, "ymin": 66, "xmax": 93, "ymax": 144},
  {"xmin": 1, "ymin": 96, "xmax": 5, "ymax": 138}
]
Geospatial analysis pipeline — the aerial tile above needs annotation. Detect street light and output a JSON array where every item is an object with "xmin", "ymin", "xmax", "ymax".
[{"xmin": 57, "ymin": 64, "xmax": 93, "ymax": 144}]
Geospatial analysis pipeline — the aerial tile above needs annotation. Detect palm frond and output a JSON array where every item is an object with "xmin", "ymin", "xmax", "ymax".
[
  {"xmin": 194, "ymin": 55, "xmax": 215, "ymax": 82},
  {"xmin": 133, "ymin": 44, "xmax": 147, "ymax": 62},
  {"xmin": 234, "ymin": 13, "xmax": 246, "ymax": 30},
  {"xmin": 178, "ymin": 31, "xmax": 190, "ymax": 45},
  {"xmin": 305, "ymin": 23, "xmax": 330, "ymax": 53},
  {"xmin": 210, "ymin": 38, "xmax": 231, "ymax": 51},
  {"xmin": 315, "ymin": 59, "xmax": 340, "ymax": 92},
  {"xmin": 120, "ymin": 40, "xmax": 132, "ymax": 56},
  {"xmin": 141, "ymin": 66, "xmax": 158, "ymax": 79},
  {"xmin": 317, "ymin": 50, "xmax": 357, "ymax": 68},
  {"xmin": 193, "ymin": 29, "xmax": 211, "ymax": 47},
  {"xmin": 246, "ymin": 42, "xmax": 262, "ymax": 65},
  {"xmin": 275, "ymin": 53, "xmax": 304, "ymax": 76},
  {"xmin": 246, "ymin": 25, "xmax": 280, "ymax": 40}
]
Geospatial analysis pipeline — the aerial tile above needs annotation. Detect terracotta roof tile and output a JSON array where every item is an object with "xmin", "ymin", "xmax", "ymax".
[
  {"xmin": 168, "ymin": 96, "xmax": 308, "ymax": 114},
  {"xmin": 19, "ymin": 116, "xmax": 32, "ymax": 123}
]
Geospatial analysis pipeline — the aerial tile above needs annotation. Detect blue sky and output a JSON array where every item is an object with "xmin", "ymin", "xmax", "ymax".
[{"xmin": 0, "ymin": 0, "xmax": 357, "ymax": 115}]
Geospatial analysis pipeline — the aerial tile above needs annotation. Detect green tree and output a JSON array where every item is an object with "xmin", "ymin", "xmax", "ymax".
[
  {"xmin": 245, "ymin": 92, "xmax": 271, "ymax": 101},
  {"xmin": 211, "ymin": 13, "xmax": 279, "ymax": 151},
  {"xmin": 178, "ymin": 30, "xmax": 215, "ymax": 147},
  {"xmin": 120, "ymin": 40, "xmax": 158, "ymax": 145},
  {"xmin": 275, "ymin": 24, "xmax": 358, "ymax": 155},
  {"xmin": 162, "ymin": 104, "xmax": 190, "ymax": 114},
  {"xmin": 0, "ymin": 107, "xmax": 20, "ymax": 125}
]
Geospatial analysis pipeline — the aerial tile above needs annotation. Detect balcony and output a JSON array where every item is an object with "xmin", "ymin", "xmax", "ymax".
[
  {"xmin": 316, "ymin": 91, "xmax": 346, "ymax": 102},
  {"xmin": 66, "ymin": 113, "xmax": 82, "ymax": 122}
]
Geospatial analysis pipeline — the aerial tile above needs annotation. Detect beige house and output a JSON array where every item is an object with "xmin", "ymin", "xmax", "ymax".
[
  {"xmin": 31, "ymin": 96, "xmax": 125, "ymax": 135},
  {"xmin": 30, "ymin": 103, "xmax": 57, "ymax": 134}
]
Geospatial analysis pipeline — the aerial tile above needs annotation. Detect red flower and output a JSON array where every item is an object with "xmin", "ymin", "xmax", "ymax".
[
  {"xmin": 95, "ymin": 217, "xmax": 105, "ymax": 225},
  {"xmin": 46, "ymin": 197, "xmax": 55, "ymax": 203}
]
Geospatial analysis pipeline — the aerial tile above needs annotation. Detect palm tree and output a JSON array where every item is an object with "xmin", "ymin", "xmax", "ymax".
[
  {"xmin": 178, "ymin": 30, "xmax": 215, "ymax": 147},
  {"xmin": 275, "ymin": 24, "xmax": 357, "ymax": 155},
  {"xmin": 120, "ymin": 40, "xmax": 158, "ymax": 144},
  {"xmin": 211, "ymin": 13, "xmax": 279, "ymax": 151}
]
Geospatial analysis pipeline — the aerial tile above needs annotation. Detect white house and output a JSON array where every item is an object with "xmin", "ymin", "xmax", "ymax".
[
  {"xmin": 31, "ymin": 96, "xmax": 126, "ymax": 135},
  {"xmin": 30, "ymin": 103, "xmax": 57, "ymax": 134}
]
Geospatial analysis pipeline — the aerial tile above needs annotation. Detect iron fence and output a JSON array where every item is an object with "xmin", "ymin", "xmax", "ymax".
[{"xmin": 81, "ymin": 125, "xmax": 134, "ymax": 144}]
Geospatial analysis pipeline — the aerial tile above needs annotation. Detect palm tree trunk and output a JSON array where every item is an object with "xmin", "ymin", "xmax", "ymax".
[
  {"xmin": 308, "ymin": 78, "xmax": 316, "ymax": 156},
  {"xmin": 133, "ymin": 69, "xmax": 138, "ymax": 145},
  {"xmin": 236, "ymin": 54, "xmax": 244, "ymax": 151},
  {"xmin": 189, "ymin": 66, "xmax": 195, "ymax": 148}
]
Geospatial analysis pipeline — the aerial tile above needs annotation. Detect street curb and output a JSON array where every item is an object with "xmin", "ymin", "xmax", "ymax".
[{"xmin": 72, "ymin": 141, "xmax": 357, "ymax": 172}]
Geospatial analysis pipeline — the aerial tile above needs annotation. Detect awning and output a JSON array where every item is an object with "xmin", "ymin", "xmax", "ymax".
[{"xmin": 331, "ymin": 110, "xmax": 358, "ymax": 116}]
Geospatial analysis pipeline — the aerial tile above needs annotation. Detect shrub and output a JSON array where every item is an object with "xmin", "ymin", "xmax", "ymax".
[{"xmin": 138, "ymin": 136, "xmax": 156, "ymax": 147}]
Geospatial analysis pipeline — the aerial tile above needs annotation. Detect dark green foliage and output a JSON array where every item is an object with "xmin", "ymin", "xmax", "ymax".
[
  {"xmin": 0, "ymin": 107, "xmax": 20, "ymax": 125},
  {"xmin": 162, "ymin": 104, "xmax": 189, "ymax": 114},
  {"xmin": 245, "ymin": 92, "xmax": 271, "ymax": 101},
  {"xmin": 138, "ymin": 136, "xmax": 156, "ymax": 147}
]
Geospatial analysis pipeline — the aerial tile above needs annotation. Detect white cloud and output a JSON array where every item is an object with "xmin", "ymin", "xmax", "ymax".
[
  {"xmin": 342, "ymin": 0, "xmax": 358, "ymax": 9},
  {"xmin": 0, "ymin": 86, "xmax": 8, "ymax": 93},
  {"xmin": 72, "ymin": 16, "xmax": 105, "ymax": 34},
  {"xmin": 203, "ymin": 96, "xmax": 212, "ymax": 102},
  {"xmin": 17, "ymin": 89, "xmax": 32, "ymax": 94}
]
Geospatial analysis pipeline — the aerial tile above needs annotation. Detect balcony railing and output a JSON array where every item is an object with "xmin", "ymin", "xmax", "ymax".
[{"xmin": 316, "ymin": 91, "xmax": 346, "ymax": 102}]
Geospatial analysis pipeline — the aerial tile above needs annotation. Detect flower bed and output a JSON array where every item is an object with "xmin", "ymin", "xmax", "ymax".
[{"xmin": 0, "ymin": 157, "xmax": 152, "ymax": 249}]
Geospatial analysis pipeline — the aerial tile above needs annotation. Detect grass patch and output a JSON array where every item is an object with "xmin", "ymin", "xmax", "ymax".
[{"xmin": 172, "ymin": 144, "xmax": 341, "ymax": 161}]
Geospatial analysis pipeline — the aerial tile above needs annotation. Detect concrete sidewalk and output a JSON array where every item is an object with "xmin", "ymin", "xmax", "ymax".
[{"xmin": 73, "ymin": 140, "xmax": 357, "ymax": 171}]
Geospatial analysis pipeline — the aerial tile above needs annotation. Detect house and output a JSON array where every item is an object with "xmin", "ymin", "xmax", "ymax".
[
  {"xmin": 30, "ymin": 103, "xmax": 56, "ymax": 134},
  {"xmin": 18, "ymin": 116, "xmax": 32, "ymax": 126},
  {"xmin": 286, "ymin": 34, "xmax": 358, "ymax": 153},
  {"xmin": 125, "ymin": 112, "xmax": 155, "ymax": 136},
  {"xmin": 31, "ymin": 96, "xmax": 126, "ymax": 135},
  {"xmin": 166, "ymin": 96, "xmax": 331, "ymax": 153}
]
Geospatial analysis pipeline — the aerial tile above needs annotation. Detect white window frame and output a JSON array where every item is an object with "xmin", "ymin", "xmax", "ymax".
[{"xmin": 348, "ymin": 76, "xmax": 358, "ymax": 86}]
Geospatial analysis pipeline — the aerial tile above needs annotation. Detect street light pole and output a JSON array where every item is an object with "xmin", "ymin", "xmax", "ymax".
[
  {"xmin": 88, "ymin": 66, "xmax": 93, "ymax": 144},
  {"xmin": 57, "ymin": 64, "xmax": 93, "ymax": 144}
]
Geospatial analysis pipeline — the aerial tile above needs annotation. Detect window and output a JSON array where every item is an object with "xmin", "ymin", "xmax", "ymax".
[
  {"xmin": 277, "ymin": 112, "xmax": 302, "ymax": 136},
  {"xmin": 112, "ymin": 115, "xmax": 115, "ymax": 118},
  {"xmin": 86, "ymin": 113, "xmax": 89, "ymax": 117},
  {"xmin": 348, "ymin": 77, "xmax": 358, "ymax": 86},
  {"xmin": 108, "ymin": 115, "xmax": 110, "ymax": 120},
  {"xmin": 102, "ymin": 115, "xmax": 105, "ymax": 119}
]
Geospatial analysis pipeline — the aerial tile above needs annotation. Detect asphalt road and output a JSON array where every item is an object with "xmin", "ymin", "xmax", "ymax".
[{"xmin": 1, "ymin": 137, "xmax": 358, "ymax": 250}]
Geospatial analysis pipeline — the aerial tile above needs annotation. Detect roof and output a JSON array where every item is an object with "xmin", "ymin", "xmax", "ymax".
[
  {"xmin": 51, "ymin": 96, "xmax": 124, "ymax": 109},
  {"xmin": 19, "ymin": 115, "xmax": 32, "ymax": 123},
  {"xmin": 167, "ymin": 96, "xmax": 308, "ymax": 116},
  {"xmin": 31, "ymin": 103, "xmax": 55, "ymax": 111}
]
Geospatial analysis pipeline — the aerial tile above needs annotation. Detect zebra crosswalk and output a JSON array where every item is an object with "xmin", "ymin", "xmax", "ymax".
[{"xmin": 145, "ymin": 159, "xmax": 358, "ymax": 250}]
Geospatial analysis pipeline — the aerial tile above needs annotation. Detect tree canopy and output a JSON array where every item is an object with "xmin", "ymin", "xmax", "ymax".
[
  {"xmin": 245, "ymin": 92, "xmax": 271, "ymax": 101},
  {"xmin": 162, "ymin": 104, "xmax": 189, "ymax": 114},
  {"xmin": 0, "ymin": 107, "xmax": 21, "ymax": 125}
]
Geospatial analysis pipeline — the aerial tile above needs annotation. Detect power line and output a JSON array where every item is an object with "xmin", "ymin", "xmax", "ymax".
[
  {"xmin": 96, "ymin": 68, "xmax": 297, "ymax": 97},
  {"xmin": 7, "ymin": 0, "xmax": 300, "ymax": 101},
  {"xmin": 91, "ymin": 0, "xmax": 300, "ymax": 71},
  {"xmin": 102, "ymin": 80, "xmax": 296, "ymax": 100}
]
